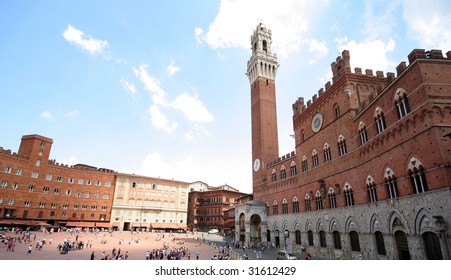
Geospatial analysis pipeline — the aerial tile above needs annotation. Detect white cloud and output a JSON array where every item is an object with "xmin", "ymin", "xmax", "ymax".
[
  {"xmin": 120, "ymin": 76, "xmax": 137, "ymax": 96},
  {"xmin": 171, "ymin": 92, "xmax": 214, "ymax": 123},
  {"xmin": 147, "ymin": 105, "xmax": 178, "ymax": 133},
  {"xmin": 195, "ymin": 0, "xmax": 314, "ymax": 57},
  {"xmin": 63, "ymin": 25, "xmax": 108, "ymax": 55},
  {"xmin": 401, "ymin": 0, "xmax": 451, "ymax": 51},
  {"xmin": 57, "ymin": 156, "xmax": 79, "ymax": 166},
  {"xmin": 166, "ymin": 60, "xmax": 181, "ymax": 76},
  {"xmin": 41, "ymin": 111, "xmax": 52, "ymax": 120},
  {"xmin": 306, "ymin": 39, "xmax": 328, "ymax": 64},
  {"xmin": 135, "ymin": 152, "xmax": 197, "ymax": 182},
  {"xmin": 133, "ymin": 64, "xmax": 167, "ymax": 105},
  {"xmin": 183, "ymin": 124, "xmax": 210, "ymax": 142},
  {"xmin": 66, "ymin": 110, "xmax": 80, "ymax": 118},
  {"xmin": 362, "ymin": 0, "xmax": 400, "ymax": 40},
  {"xmin": 134, "ymin": 64, "xmax": 214, "ymax": 137},
  {"xmin": 194, "ymin": 27, "xmax": 204, "ymax": 44},
  {"xmin": 336, "ymin": 37, "xmax": 396, "ymax": 73}
]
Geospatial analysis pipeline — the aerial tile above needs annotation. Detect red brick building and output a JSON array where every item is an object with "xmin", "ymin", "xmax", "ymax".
[
  {"xmin": 236, "ymin": 23, "xmax": 451, "ymax": 260},
  {"xmin": 187, "ymin": 182, "xmax": 248, "ymax": 234},
  {"xmin": 0, "ymin": 134, "xmax": 116, "ymax": 229}
]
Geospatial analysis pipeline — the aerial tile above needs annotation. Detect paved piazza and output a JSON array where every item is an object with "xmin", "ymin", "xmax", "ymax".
[{"xmin": 0, "ymin": 229, "xmax": 236, "ymax": 260}]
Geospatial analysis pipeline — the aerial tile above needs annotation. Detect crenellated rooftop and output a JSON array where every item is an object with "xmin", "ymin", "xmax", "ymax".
[
  {"xmin": 266, "ymin": 151, "xmax": 296, "ymax": 169},
  {"xmin": 292, "ymin": 49, "xmax": 451, "ymax": 117},
  {"xmin": 1, "ymin": 146, "xmax": 116, "ymax": 173}
]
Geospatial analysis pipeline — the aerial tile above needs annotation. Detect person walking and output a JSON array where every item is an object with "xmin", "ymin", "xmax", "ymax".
[
  {"xmin": 27, "ymin": 244, "xmax": 32, "ymax": 255},
  {"xmin": 90, "ymin": 252, "xmax": 95, "ymax": 260}
]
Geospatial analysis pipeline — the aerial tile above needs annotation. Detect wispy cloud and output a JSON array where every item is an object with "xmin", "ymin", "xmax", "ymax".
[
  {"xmin": 41, "ymin": 111, "xmax": 52, "ymax": 120},
  {"xmin": 134, "ymin": 64, "xmax": 214, "ymax": 138},
  {"xmin": 57, "ymin": 156, "xmax": 79, "ymax": 166},
  {"xmin": 120, "ymin": 77, "xmax": 137, "ymax": 96},
  {"xmin": 401, "ymin": 0, "xmax": 451, "ymax": 50},
  {"xmin": 166, "ymin": 60, "xmax": 181, "ymax": 76},
  {"xmin": 133, "ymin": 64, "xmax": 167, "ymax": 105},
  {"xmin": 171, "ymin": 92, "xmax": 214, "ymax": 123},
  {"xmin": 135, "ymin": 152, "xmax": 197, "ymax": 182},
  {"xmin": 66, "ymin": 110, "xmax": 80, "ymax": 118},
  {"xmin": 147, "ymin": 105, "xmax": 178, "ymax": 134},
  {"xmin": 194, "ymin": 0, "xmax": 313, "ymax": 57},
  {"xmin": 336, "ymin": 36, "xmax": 396, "ymax": 72},
  {"xmin": 63, "ymin": 25, "xmax": 108, "ymax": 55},
  {"xmin": 194, "ymin": 27, "xmax": 204, "ymax": 45},
  {"xmin": 184, "ymin": 124, "xmax": 210, "ymax": 142}
]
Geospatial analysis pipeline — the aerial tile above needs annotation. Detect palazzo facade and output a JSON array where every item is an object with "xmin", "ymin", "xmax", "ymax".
[{"xmin": 236, "ymin": 23, "xmax": 451, "ymax": 260}]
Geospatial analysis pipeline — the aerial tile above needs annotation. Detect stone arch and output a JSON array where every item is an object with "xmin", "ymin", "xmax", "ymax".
[
  {"xmin": 272, "ymin": 221, "xmax": 280, "ymax": 232},
  {"xmin": 305, "ymin": 219, "xmax": 314, "ymax": 232},
  {"xmin": 388, "ymin": 210, "xmax": 411, "ymax": 234},
  {"xmin": 316, "ymin": 218, "xmax": 326, "ymax": 232},
  {"xmin": 249, "ymin": 213, "xmax": 263, "ymax": 243},
  {"xmin": 358, "ymin": 121, "xmax": 366, "ymax": 130},
  {"xmin": 394, "ymin": 88, "xmax": 407, "ymax": 102},
  {"xmin": 374, "ymin": 107, "xmax": 384, "ymax": 118},
  {"xmin": 369, "ymin": 213, "xmax": 384, "ymax": 233},
  {"xmin": 414, "ymin": 208, "xmax": 437, "ymax": 235},
  {"xmin": 329, "ymin": 217, "xmax": 341, "ymax": 232},
  {"xmin": 407, "ymin": 156, "xmax": 423, "ymax": 171},
  {"xmin": 293, "ymin": 220, "xmax": 301, "ymax": 231},
  {"xmin": 282, "ymin": 220, "xmax": 290, "ymax": 231},
  {"xmin": 344, "ymin": 216, "xmax": 360, "ymax": 233}
]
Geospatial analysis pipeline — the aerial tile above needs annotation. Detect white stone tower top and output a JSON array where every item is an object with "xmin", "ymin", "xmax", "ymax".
[{"xmin": 246, "ymin": 23, "xmax": 278, "ymax": 85}]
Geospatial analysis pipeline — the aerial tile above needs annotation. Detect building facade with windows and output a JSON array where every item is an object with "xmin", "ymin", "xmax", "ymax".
[
  {"xmin": 187, "ymin": 182, "xmax": 248, "ymax": 234},
  {"xmin": 236, "ymin": 23, "xmax": 451, "ymax": 260},
  {"xmin": 111, "ymin": 173, "xmax": 190, "ymax": 232},
  {"xmin": 0, "ymin": 134, "xmax": 116, "ymax": 229}
]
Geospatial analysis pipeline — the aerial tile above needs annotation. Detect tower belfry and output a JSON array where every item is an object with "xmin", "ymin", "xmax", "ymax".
[
  {"xmin": 247, "ymin": 23, "xmax": 279, "ymax": 187},
  {"xmin": 247, "ymin": 23, "xmax": 278, "ymax": 84}
]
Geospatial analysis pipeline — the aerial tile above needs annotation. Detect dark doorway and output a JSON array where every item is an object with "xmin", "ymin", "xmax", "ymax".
[
  {"xmin": 422, "ymin": 232, "xmax": 443, "ymax": 260},
  {"xmin": 394, "ymin": 231, "xmax": 411, "ymax": 260}
]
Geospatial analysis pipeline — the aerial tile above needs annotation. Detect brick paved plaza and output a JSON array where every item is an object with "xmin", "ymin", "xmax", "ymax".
[{"xmin": 0, "ymin": 229, "xmax": 232, "ymax": 260}]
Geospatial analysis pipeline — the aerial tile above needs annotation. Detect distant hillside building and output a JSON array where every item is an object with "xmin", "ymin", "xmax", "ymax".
[{"xmin": 236, "ymin": 23, "xmax": 451, "ymax": 260}]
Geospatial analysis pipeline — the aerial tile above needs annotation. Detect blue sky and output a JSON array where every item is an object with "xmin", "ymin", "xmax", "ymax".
[{"xmin": 1, "ymin": 0, "xmax": 450, "ymax": 194}]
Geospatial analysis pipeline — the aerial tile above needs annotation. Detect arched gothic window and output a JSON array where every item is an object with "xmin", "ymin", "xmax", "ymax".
[{"xmin": 394, "ymin": 88, "xmax": 411, "ymax": 119}]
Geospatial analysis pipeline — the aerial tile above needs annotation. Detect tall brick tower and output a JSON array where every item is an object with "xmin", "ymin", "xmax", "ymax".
[{"xmin": 246, "ymin": 23, "xmax": 279, "ymax": 189}]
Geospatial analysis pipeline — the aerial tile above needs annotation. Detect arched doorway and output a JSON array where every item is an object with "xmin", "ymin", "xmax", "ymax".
[
  {"xmin": 239, "ymin": 213, "xmax": 246, "ymax": 246},
  {"xmin": 250, "ymin": 214, "xmax": 262, "ymax": 246},
  {"xmin": 422, "ymin": 232, "xmax": 443, "ymax": 260},
  {"xmin": 394, "ymin": 231, "xmax": 411, "ymax": 260},
  {"xmin": 274, "ymin": 229, "xmax": 280, "ymax": 248}
]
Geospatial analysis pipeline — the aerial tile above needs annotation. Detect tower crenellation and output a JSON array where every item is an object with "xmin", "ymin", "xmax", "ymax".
[{"xmin": 247, "ymin": 23, "xmax": 279, "ymax": 85}]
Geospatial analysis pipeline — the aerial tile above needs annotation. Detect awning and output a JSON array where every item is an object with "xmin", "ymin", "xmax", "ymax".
[
  {"xmin": 95, "ymin": 222, "xmax": 111, "ymax": 228},
  {"xmin": 0, "ymin": 219, "xmax": 30, "ymax": 226},
  {"xmin": 150, "ymin": 223, "xmax": 188, "ymax": 230},
  {"xmin": 66, "ymin": 222, "xmax": 96, "ymax": 228},
  {"xmin": 112, "ymin": 222, "xmax": 120, "ymax": 227},
  {"xmin": 32, "ymin": 221, "xmax": 52, "ymax": 226}
]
